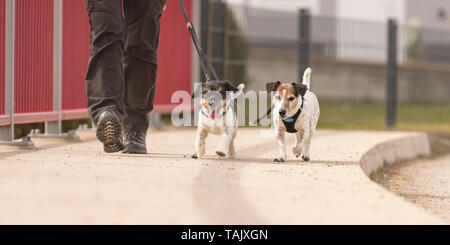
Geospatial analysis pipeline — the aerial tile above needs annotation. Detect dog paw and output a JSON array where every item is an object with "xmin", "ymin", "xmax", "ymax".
[
  {"xmin": 274, "ymin": 158, "xmax": 285, "ymax": 163},
  {"xmin": 292, "ymin": 146, "xmax": 302, "ymax": 156},
  {"xmin": 191, "ymin": 153, "xmax": 198, "ymax": 159},
  {"xmin": 216, "ymin": 151, "xmax": 226, "ymax": 157},
  {"xmin": 301, "ymin": 155, "xmax": 310, "ymax": 162}
]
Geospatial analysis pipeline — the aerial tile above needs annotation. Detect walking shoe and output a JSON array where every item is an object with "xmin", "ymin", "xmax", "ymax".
[
  {"xmin": 123, "ymin": 130, "xmax": 147, "ymax": 154},
  {"xmin": 96, "ymin": 110, "xmax": 124, "ymax": 153}
]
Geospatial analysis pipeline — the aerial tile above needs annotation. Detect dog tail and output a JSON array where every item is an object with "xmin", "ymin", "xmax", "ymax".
[
  {"xmin": 237, "ymin": 83, "xmax": 245, "ymax": 92},
  {"xmin": 302, "ymin": 68, "xmax": 312, "ymax": 90},
  {"xmin": 233, "ymin": 83, "xmax": 245, "ymax": 99}
]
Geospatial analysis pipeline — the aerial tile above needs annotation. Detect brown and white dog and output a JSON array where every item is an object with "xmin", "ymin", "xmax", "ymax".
[
  {"xmin": 266, "ymin": 68, "xmax": 320, "ymax": 163},
  {"xmin": 192, "ymin": 81, "xmax": 245, "ymax": 159}
]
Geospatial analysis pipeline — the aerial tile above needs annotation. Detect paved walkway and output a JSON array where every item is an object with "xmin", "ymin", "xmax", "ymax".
[{"xmin": 0, "ymin": 128, "xmax": 444, "ymax": 224}]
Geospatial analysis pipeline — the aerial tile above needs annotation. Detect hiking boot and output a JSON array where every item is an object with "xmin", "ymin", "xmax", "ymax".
[
  {"xmin": 96, "ymin": 110, "xmax": 124, "ymax": 153},
  {"xmin": 123, "ymin": 130, "xmax": 147, "ymax": 154}
]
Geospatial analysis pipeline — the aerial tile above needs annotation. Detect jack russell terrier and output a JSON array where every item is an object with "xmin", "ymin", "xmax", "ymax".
[
  {"xmin": 192, "ymin": 81, "xmax": 245, "ymax": 159},
  {"xmin": 265, "ymin": 68, "xmax": 320, "ymax": 163}
]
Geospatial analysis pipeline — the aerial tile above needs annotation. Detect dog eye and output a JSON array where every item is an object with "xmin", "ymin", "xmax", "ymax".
[{"xmin": 288, "ymin": 97, "xmax": 295, "ymax": 101}]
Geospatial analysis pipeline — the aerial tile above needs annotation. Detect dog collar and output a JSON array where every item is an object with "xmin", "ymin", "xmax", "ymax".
[{"xmin": 282, "ymin": 96, "xmax": 304, "ymax": 133}]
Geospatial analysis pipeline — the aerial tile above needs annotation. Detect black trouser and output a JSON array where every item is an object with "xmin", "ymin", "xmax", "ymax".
[{"xmin": 84, "ymin": 0, "xmax": 166, "ymax": 132}]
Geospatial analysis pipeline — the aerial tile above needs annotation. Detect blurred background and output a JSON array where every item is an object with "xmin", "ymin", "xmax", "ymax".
[
  {"xmin": 203, "ymin": 0, "xmax": 450, "ymax": 131},
  {"xmin": 0, "ymin": 0, "xmax": 449, "ymax": 142}
]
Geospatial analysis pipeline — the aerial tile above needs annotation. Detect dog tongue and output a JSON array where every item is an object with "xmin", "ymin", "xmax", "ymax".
[{"xmin": 210, "ymin": 111, "xmax": 217, "ymax": 120}]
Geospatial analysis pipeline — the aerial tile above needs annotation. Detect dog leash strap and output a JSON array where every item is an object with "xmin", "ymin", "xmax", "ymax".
[
  {"xmin": 251, "ymin": 95, "xmax": 305, "ymax": 126},
  {"xmin": 252, "ymin": 105, "xmax": 274, "ymax": 125},
  {"xmin": 178, "ymin": 0, "xmax": 219, "ymax": 81}
]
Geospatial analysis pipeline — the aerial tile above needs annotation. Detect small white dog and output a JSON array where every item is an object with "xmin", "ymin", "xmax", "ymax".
[
  {"xmin": 192, "ymin": 81, "xmax": 245, "ymax": 159},
  {"xmin": 265, "ymin": 68, "xmax": 320, "ymax": 163}
]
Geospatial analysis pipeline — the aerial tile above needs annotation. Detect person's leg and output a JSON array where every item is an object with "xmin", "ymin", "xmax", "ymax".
[
  {"xmin": 84, "ymin": 0, "xmax": 125, "ymax": 153},
  {"xmin": 122, "ymin": 0, "xmax": 166, "ymax": 154}
]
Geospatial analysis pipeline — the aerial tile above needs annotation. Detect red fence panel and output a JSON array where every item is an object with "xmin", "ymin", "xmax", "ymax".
[
  {"xmin": 14, "ymin": 0, "xmax": 54, "ymax": 117},
  {"xmin": 1, "ymin": 0, "xmax": 193, "ymax": 126},
  {"xmin": 0, "ymin": 0, "xmax": 5, "ymax": 116},
  {"xmin": 154, "ymin": 0, "xmax": 193, "ymax": 113},
  {"xmin": 62, "ymin": 0, "xmax": 89, "ymax": 119},
  {"xmin": 60, "ymin": 0, "xmax": 193, "ymax": 116}
]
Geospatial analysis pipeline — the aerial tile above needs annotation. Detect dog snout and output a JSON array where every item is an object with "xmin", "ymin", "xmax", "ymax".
[{"xmin": 279, "ymin": 109, "xmax": 287, "ymax": 117}]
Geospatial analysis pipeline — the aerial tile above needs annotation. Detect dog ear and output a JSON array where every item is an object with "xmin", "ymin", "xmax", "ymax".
[
  {"xmin": 292, "ymin": 83, "xmax": 308, "ymax": 97},
  {"xmin": 226, "ymin": 82, "xmax": 239, "ymax": 92},
  {"xmin": 265, "ymin": 81, "xmax": 281, "ymax": 92}
]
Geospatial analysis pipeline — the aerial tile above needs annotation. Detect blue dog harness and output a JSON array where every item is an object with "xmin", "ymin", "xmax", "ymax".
[{"xmin": 282, "ymin": 97, "xmax": 305, "ymax": 133}]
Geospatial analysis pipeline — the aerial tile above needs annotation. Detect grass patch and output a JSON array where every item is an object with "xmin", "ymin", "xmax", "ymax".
[
  {"xmin": 35, "ymin": 101, "xmax": 445, "ymax": 134},
  {"xmin": 165, "ymin": 100, "xmax": 449, "ymax": 132},
  {"xmin": 318, "ymin": 100, "xmax": 450, "ymax": 132},
  {"xmin": 318, "ymin": 100, "xmax": 385, "ymax": 130}
]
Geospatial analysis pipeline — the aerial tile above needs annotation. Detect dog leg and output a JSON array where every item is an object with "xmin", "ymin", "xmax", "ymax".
[
  {"xmin": 274, "ymin": 129, "xmax": 287, "ymax": 163},
  {"xmin": 227, "ymin": 139, "xmax": 236, "ymax": 159},
  {"xmin": 300, "ymin": 128, "xmax": 311, "ymax": 161},
  {"xmin": 216, "ymin": 126, "xmax": 234, "ymax": 158},
  {"xmin": 293, "ymin": 130, "xmax": 304, "ymax": 158},
  {"xmin": 192, "ymin": 128, "xmax": 208, "ymax": 159}
]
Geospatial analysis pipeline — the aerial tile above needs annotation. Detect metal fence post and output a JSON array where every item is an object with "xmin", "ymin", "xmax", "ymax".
[
  {"xmin": 298, "ymin": 8, "xmax": 311, "ymax": 81},
  {"xmin": 0, "ymin": 0, "xmax": 33, "ymax": 146},
  {"xmin": 45, "ymin": 0, "xmax": 63, "ymax": 136},
  {"xmin": 28, "ymin": 0, "xmax": 78, "ymax": 140},
  {"xmin": 386, "ymin": 19, "xmax": 398, "ymax": 129},
  {"xmin": 191, "ymin": 0, "xmax": 201, "ymax": 87},
  {"xmin": 198, "ymin": 0, "xmax": 225, "ymax": 81},
  {"xmin": 199, "ymin": 0, "xmax": 209, "ymax": 83},
  {"xmin": 0, "ymin": 0, "xmax": 15, "ymax": 142},
  {"xmin": 223, "ymin": 2, "xmax": 229, "ymax": 81},
  {"xmin": 211, "ymin": 0, "xmax": 225, "ymax": 80}
]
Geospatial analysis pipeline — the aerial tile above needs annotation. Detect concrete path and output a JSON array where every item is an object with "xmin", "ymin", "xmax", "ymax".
[
  {"xmin": 0, "ymin": 128, "xmax": 444, "ymax": 224},
  {"xmin": 374, "ymin": 154, "xmax": 450, "ymax": 224}
]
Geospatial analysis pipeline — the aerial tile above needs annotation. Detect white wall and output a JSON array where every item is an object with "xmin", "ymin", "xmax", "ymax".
[
  {"xmin": 226, "ymin": 0, "xmax": 321, "ymax": 14},
  {"xmin": 333, "ymin": 0, "xmax": 406, "ymax": 62},
  {"xmin": 407, "ymin": 0, "xmax": 450, "ymax": 30},
  {"xmin": 226, "ymin": 0, "xmax": 450, "ymax": 62},
  {"xmin": 335, "ymin": 0, "xmax": 406, "ymax": 23}
]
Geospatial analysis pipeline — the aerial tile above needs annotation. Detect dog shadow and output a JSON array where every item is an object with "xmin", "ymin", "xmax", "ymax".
[
  {"xmin": 226, "ymin": 157, "xmax": 357, "ymax": 166},
  {"xmin": 112, "ymin": 152, "xmax": 357, "ymax": 166}
]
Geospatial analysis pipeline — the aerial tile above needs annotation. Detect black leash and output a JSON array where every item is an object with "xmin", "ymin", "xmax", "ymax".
[
  {"xmin": 251, "ymin": 106, "xmax": 274, "ymax": 125},
  {"xmin": 178, "ymin": 0, "xmax": 219, "ymax": 82},
  {"xmin": 251, "ymin": 96, "xmax": 305, "ymax": 126}
]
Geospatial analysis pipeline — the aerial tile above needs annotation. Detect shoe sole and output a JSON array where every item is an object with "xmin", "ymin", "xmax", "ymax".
[{"xmin": 96, "ymin": 114, "xmax": 124, "ymax": 153}]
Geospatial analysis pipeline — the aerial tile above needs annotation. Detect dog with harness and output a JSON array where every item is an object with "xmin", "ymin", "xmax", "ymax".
[{"xmin": 265, "ymin": 68, "xmax": 320, "ymax": 163}]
